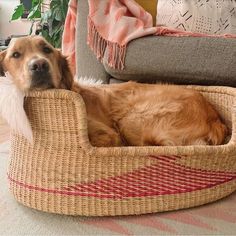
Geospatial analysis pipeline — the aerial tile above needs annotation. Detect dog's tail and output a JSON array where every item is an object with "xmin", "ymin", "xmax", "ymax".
[{"xmin": 207, "ymin": 119, "xmax": 228, "ymax": 145}]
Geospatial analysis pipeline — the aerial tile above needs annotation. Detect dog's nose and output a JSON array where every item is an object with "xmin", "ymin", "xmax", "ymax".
[{"xmin": 28, "ymin": 59, "xmax": 49, "ymax": 73}]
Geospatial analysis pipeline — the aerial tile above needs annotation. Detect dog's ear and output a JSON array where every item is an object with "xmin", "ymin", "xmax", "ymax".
[
  {"xmin": 58, "ymin": 52, "xmax": 74, "ymax": 90},
  {"xmin": 0, "ymin": 50, "xmax": 6, "ymax": 76}
]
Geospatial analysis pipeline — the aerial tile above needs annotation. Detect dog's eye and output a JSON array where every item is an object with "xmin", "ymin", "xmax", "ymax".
[
  {"xmin": 43, "ymin": 47, "xmax": 52, "ymax": 54},
  {"xmin": 12, "ymin": 52, "xmax": 21, "ymax": 59}
]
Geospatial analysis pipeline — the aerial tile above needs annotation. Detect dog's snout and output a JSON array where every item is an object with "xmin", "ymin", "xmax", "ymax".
[
  {"xmin": 28, "ymin": 58, "xmax": 53, "ymax": 89},
  {"xmin": 28, "ymin": 58, "xmax": 49, "ymax": 73}
]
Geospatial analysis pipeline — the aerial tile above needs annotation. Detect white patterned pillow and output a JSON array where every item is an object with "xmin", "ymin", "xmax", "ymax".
[{"xmin": 156, "ymin": 0, "xmax": 236, "ymax": 35}]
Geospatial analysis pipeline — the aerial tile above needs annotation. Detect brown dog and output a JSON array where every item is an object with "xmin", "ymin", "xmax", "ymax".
[{"xmin": 0, "ymin": 36, "xmax": 227, "ymax": 147}]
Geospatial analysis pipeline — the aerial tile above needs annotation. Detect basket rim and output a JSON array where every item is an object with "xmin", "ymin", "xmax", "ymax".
[
  {"xmin": 26, "ymin": 85, "xmax": 236, "ymax": 98},
  {"xmin": 24, "ymin": 85, "xmax": 236, "ymax": 157}
]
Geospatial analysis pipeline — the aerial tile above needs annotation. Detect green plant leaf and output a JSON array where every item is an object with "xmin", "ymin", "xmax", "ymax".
[
  {"xmin": 54, "ymin": 8, "xmax": 63, "ymax": 21},
  {"xmin": 29, "ymin": 21, "xmax": 36, "ymax": 35},
  {"xmin": 11, "ymin": 4, "xmax": 24, "ymax": 21},
  {"xmin": 32, "ymin": 0, "xmax": 42, "ymax": 6},
  {"xmin": 28, "ymin": 4, "xmax": 41, "ymax": 19},
  {"xmin": 50, "ymin": 0, "xmax": 59, "ymax": 8},
  {"xmin": 62, "ymin": 0, "xmax": 69, "ymax": 18},
  {"xmin": 10, "ymin": 0, "xmax": 69, "ymax": 48},
  {"xmin": 41, "ymin": 10, "xmax": 52, "ymax": 23},
  {"xmin": 51, "ymin": 24, "xmax": 63, "ymax": 37},
  {"xmin": 52, "ymin": 31, "xmax": 62, "ymax": 48}
]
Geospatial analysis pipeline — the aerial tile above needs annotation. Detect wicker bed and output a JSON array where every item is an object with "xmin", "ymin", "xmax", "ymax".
[{"xmin": 8, "ymin": 85, "xmax": 236, "ymax": 216}]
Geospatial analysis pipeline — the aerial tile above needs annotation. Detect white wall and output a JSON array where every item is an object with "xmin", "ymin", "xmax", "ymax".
[{"xmin": 0, "ymin": 0, "xmax": 32, "ymax": 38}]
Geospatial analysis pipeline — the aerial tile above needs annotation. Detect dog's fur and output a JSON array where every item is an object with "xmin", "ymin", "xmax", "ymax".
[
  {"xmin": 0, "ymin": 36, "xmax": 228, "ymax": 147},
  {"xmin": 0, "ymin": 73, "xmax": 33, "ymax": 143}
]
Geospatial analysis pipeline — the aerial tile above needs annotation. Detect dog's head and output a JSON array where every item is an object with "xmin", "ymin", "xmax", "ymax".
[{"xmin": 0, "ymin": 36, "xmax": 73, "ymax": 91}]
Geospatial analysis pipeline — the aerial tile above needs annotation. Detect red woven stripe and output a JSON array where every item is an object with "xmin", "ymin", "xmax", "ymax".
[
  {"xmin": 72, "ymin": 172, "xmax": 186, "ymax": 193},
  {"xmin": 8, "ymin": 172, "xmax": 236, "ymax": 199},
  {"xmin": 148, "ymin": 164, "xmax": 230, "ymax": 182},
  {"xmin": 7, "ymin": 155, "xmax": 236, "ymax": 199},
  {"xmin": 91, "ymin": 178, "xmax": 172, "ymax": 196},
  {"xmin": 8, "ymin": 175, "xmax": 118, "ymax": 198},
  {"xmin": 150, "ymin": 155, "xmax": 182, "ymax": 161},
  {"xmin": 62, "ymin": 155, "xmax": 236, "ymax": 198},
  {"xmin": 64, "ymin": 163, "xmax": 235, "ymax": 197},
  {"xmin": 154, "ymin": 156, "xmax": 236, "ymax": 177}
]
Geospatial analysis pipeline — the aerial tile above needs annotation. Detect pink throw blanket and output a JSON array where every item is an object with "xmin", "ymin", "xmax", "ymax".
[{"xmin": 62, "ymin": 0, "xmax": 236, "ymax": 76}]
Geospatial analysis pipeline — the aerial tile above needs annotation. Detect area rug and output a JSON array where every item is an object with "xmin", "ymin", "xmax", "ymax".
[{"xmin": 0, "ymin": 140, "xmax": 236, "ymax": 235}]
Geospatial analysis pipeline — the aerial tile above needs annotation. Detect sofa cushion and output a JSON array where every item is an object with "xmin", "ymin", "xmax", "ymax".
[
  {"xmin": 157, "ymin": 1, "xmax": 236, "ymax": 35},
  {"xmin": 103, "ymin": 36, "xmax": 236, "ymax": 87}
]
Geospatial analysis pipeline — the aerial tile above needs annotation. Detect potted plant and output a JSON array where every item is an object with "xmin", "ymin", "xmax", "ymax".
[{"xmin": 11, "ymin": 0, "xmax": 69, "ymax": 48}]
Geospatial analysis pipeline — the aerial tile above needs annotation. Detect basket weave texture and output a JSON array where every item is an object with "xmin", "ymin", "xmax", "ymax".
[{"xmin": 8, "ymin": 86, "xmax": 236, "ymax": 216}]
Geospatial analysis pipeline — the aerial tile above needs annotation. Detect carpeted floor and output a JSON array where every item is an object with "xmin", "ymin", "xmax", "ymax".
[{"xmin": 1, "ymin": 119, "xmax": 236, "ymax": 235}]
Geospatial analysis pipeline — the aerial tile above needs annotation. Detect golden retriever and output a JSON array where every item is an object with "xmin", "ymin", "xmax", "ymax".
[{"xmin": 0, "ymin": 36, "xmax": 227, "ymax": 147}]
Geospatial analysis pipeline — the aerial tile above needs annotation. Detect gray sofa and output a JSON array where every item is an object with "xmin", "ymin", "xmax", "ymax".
[{"xmin": 76, "ymin": 0, "xmax": 236, "ymax": 87}]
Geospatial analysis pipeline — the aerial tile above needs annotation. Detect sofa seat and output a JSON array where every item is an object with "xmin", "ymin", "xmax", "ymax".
[{"xmin": 104, "ymin": 36, "xmax": 236, "ymax": 86}]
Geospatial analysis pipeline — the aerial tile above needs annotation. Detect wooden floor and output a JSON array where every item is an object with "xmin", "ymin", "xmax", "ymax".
[{"xmin": 0, "ymin": 117, "xmax": 10, "ymax": 143}]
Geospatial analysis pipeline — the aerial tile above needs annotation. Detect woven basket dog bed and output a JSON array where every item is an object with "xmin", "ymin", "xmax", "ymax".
[{"xmin": 8, "ymin": 85, "xmax": 236, "ymax": 216}]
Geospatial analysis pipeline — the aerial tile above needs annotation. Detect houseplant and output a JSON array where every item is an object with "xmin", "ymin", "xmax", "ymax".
[{"xmin": 11, "ymin": 0, "xmax": 69, "ymax": 48}]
